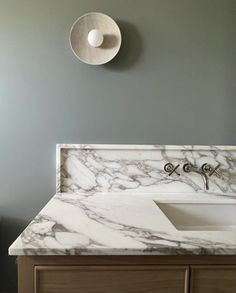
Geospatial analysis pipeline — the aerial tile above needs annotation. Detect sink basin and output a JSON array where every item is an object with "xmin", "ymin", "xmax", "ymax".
[{"xmin": 155, "ymin": 202, "xmax": 236, "ymax": 231}]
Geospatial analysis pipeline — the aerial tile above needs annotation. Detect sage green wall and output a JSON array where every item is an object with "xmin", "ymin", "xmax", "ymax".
[{"xmin": 0, "ymin": 0, "xmax": 236, "ymax": 291}]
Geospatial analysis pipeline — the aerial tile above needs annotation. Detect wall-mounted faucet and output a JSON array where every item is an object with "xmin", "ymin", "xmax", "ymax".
[
  {"xmin": 164, "ymin": 162, "xmax": 221, "ymax": 191},
  {"xmin": 183, "ymin": 163, "xmax": 209, "ymax": 191}
]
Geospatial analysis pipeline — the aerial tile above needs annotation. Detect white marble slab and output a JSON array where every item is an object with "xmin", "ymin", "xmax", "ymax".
[
  {"xmin": 9, "ymin": 144, "xmax": 236, "ymax": 256},
  {"xmin": 9, "ymin": 192, "xmax": 236, "ymax": 256},
  {"xmin": 56, "ymin": 144, "xmax": 236, "ymax": 196}
]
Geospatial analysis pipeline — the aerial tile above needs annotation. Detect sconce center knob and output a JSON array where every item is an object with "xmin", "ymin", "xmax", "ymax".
[{"xmin": 87, "ymin": 29, "xmax": 104, "ymax": 47}]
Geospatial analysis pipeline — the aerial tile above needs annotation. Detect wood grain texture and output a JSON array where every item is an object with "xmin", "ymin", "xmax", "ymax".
[
  {"xmin": 18, "ymin": 257, "xmax": 34, "ymax": 293},
  {"xmin": 190, "ymin": 265, "xmax": 236, "ymax": 293},
  {"xmin": 35, "ymin": 265, "xmax": 189, "ymax": 293},
  {"xmin": 17, "ymin": 256, "xmax": 236, "ymax": 293},
  {"xmin": 18, "ymin": 255, "xmax": 236, "ymax": 266}
]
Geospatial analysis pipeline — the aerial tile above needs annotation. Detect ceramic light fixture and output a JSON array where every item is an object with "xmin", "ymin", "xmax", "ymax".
[{"xmin": 69, "ymin": 12, "xmax": 122, "ymax": 65}]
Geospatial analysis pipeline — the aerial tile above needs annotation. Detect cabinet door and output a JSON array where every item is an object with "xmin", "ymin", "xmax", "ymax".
[
  {"xmin": 35, "ymin": 265, "xmax": 189, "ymax": 293},
  {"xmin": 190, "ymin": 265, "xmax": 236, "ymax": 293}
]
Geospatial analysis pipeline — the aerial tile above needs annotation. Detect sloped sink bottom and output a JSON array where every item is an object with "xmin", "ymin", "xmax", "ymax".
[{"xmin": 155, "ymin": 202, "xmax": 236, "ymax": 231}]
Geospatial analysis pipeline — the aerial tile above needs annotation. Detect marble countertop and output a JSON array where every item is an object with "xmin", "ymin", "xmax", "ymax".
[{"xmin": 9, "ymin": 192, "xmax": 236, "ymax": 256}]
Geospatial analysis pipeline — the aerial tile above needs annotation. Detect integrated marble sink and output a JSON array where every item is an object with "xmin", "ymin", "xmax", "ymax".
[{"xmin": 155, "ymin": 201, "xmax": 236, "ymax": 231}]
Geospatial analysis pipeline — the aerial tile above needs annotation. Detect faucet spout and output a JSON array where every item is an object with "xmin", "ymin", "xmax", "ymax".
[
  {"xmin": 194, "ymin": 170, "xmax": 209, "ymax": 191},
  {"xmin": 183, "ymin": 163, "xmax": 209, "ymax": 191}
]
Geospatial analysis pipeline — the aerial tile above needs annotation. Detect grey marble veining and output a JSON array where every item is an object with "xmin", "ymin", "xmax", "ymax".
[
  {"xmin": 9, "ymin": 192, "xmax": 236, "ymax": 255},
  {"xmin": 9, "ymin": 144, "xmax": 236, "ymax": 256},
  {"xmin": 56, "ymin": 144, "xmax": 236, "ymax": 196}
]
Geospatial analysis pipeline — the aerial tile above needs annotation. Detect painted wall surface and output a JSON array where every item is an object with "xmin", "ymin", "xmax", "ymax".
[{"xmin": 0, "ymin": 0, "xmax": 235, "ymax": 291}]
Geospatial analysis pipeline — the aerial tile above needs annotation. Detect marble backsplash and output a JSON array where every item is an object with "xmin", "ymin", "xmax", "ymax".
[{"xmin": 56, "ymin": 144, "xmax": 236, "ymax": 196}]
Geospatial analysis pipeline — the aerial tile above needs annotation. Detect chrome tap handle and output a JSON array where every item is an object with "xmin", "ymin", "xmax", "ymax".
[
  {"xmin": 201, "ymin": 163, "xmax": 212, "ymax": 173},
  {"xmin": 202, "ymin": 163, "xmax": 221, "ymax": 177},
  {"xmin": 164, "ymin": 163, "xmax": 180, "ymax": 176},
  {"xmin": 209, "ymin": 163, "xmax": 221, "ymax": 177}
]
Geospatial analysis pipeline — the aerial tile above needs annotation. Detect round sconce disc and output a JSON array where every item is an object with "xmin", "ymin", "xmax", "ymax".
[{"xmin": 70, "ymin": 12, "xmax": 122, "ymax": 65}]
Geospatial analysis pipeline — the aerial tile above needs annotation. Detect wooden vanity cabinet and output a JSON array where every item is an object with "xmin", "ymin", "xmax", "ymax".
[
  {"xmin": 18, "ymin": 256, "xmax": 236, "ymax": 293},
  {"xmin": 190, "ymin": 265, "xmax": 236, "ymax": 293}
]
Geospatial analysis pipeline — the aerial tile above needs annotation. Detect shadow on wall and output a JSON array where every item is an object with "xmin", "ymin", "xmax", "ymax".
[
  {"xmin": 104, "ymin": 21, "xmax": 143, "ymax": 70},
  {"xmin": 0, "ymin": 216, "xmax": 26, "ymax": 292}
]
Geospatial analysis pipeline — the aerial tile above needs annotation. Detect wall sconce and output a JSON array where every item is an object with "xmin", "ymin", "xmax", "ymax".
[{"xmin": 69, "ymin": 12, "xmax": 122, "ymax": 65}]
